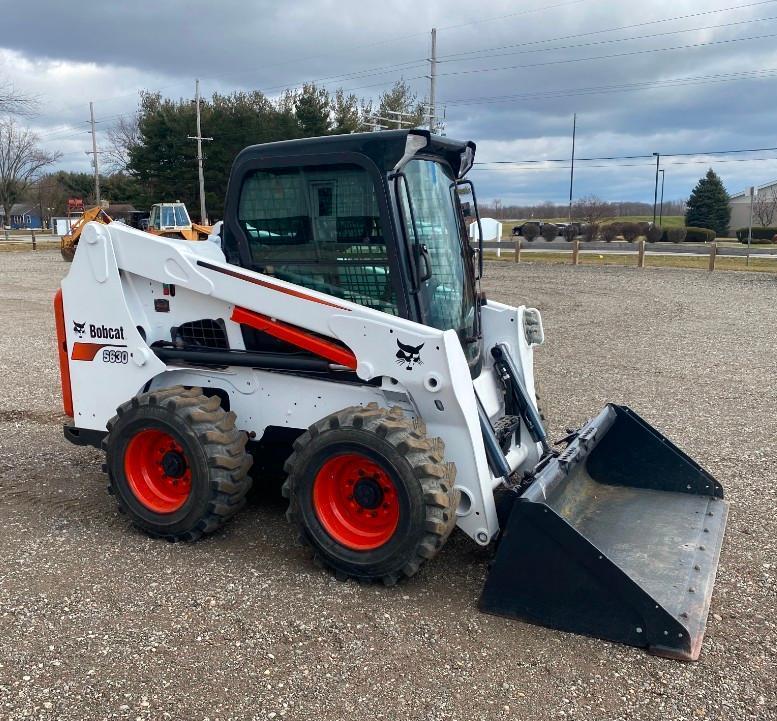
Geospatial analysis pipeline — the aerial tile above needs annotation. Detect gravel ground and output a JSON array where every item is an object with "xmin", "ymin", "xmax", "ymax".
[{"xmin": 0, "ymin": 250, "xmax": 775, "ymax": 721}]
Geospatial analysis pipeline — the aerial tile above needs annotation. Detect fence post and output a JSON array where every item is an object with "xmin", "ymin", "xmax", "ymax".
[
  {"xmin": 572, "ymin": 239, "xmax": 580, "ymax": 266},
  {"xmin": 31, "ymin": 228, "xmax": 36, "ymax": 250},
  {"xmin": 637, "ymin": 239, "xmax": 645, "ymax": 268},
  {"xmin": 3, "ymin": 228, "xmax": 7, "ymax": 243},
  {"xmin": 708, "ymin": 241, "xmax": 717, "ymax": 271},
  {"xmin": 514, "ymin": 238, "xmax": 521, "ymax": 263}
]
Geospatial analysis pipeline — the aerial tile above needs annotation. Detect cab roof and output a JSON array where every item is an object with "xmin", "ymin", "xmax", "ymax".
[{"xmin": 232, "ymin": 129, "xmax": 475, "ymax": 176}]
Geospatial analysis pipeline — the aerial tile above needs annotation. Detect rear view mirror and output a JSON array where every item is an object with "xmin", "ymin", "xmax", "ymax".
[{"xmin": 461, "ymin": 201, "xmax": 472, "ymax": 218}]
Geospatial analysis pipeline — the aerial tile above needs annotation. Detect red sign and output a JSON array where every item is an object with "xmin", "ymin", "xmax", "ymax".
[{"xmin": 67, "ymin": 198, "xmax": 84, "ymax": 213}]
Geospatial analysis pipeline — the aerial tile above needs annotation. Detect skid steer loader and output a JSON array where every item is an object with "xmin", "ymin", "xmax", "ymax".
[{"xmin": 54, "ymin": 130, "xmax": 727, "ymax": 660}]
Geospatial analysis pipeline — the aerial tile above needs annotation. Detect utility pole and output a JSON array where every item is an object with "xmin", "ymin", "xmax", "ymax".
[
  {"xmin": 652, "ymin": 152, "xmax": 660, "ymax": 224},
  {"xmin": 747, "ymin": 185, "xmax": 755, "ymax": 266},
  {"xmin": 568, "ymin": 113, "xmax": 576, "ymax": 223},
  {"xmin": 658, "ymin": 169, "xmax": 665, "ymax": 225},
  {"xmin": 428, "ymin": 27, "xmax": 437, "ymax": 132},
  {"xmin": 87, "ymin": 102, "xmax": 101, "ymax": 206},
  {"xmin": 188, "ymin": 79, "xmax": 213, "ymax": 225}
]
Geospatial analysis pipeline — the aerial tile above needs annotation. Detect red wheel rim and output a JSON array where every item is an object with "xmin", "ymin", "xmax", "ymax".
[
  {"xmin": 312, "ymin": 453, "xmax": 400, "ymax": 551},
  {"xmin": 124, "ymin": 429, "xmax": 192, "ymax": 513}
]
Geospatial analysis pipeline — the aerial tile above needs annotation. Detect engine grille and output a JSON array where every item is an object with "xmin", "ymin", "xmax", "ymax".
[{"xmin": 173, "ymin": 319, "xmax": 229, "ymax": 349}]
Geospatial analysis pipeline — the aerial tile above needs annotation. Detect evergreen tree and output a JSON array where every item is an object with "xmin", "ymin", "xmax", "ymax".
[
  {"xmin": 378, "ymin": 80, "xmax": 425, "ymax": 128},
  {"xmin": 294, "ymin": 83, "xmax": 331, "ymax": 137},
  {"xmin": 331, "ymin": 89, "xmax": 361, "ymax": 135},
  {"xmin": 685, "ymin": 168, "xmax": 730, "ymax": 236}
]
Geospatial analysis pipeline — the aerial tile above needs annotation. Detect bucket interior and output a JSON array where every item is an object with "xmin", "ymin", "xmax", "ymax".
[{"xmin": 480, "ymin": 405, "xmax": 728, "ymax": 660}]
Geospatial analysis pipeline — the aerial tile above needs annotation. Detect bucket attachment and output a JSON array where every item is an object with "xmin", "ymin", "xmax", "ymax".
[{"xmin": 480, "ymin": 404, "xmax": 728, "ymax": 661}]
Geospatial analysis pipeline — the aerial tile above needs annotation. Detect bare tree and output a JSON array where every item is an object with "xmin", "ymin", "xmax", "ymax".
[
  {"xmin": 32, "ymin": 173, "xmax": 67, "ymax": 226},
  {"xmin": 0, "ymin": 79, "xmax": 37, "ymax": 116},
  {"xmin": 753, "ymin": 186, "xmax": 777, "ymax": 227},
  {"xmin": 573, "ymin": 195, "xmax": 613, "ymax": 242},
  {"xmin": 105, "ymin": 112, "xmax": 141, "ymax": 172},
  {"xmin": 573, "ymin": 194, "xmax": 613, "ymax": 224},
  {"xmin": 0, "ymin": 118, "xmax": 60, "ymax": 225}
]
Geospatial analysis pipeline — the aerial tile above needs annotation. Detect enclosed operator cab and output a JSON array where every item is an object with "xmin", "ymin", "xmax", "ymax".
[{"xmin": 221, "ymin": 129, "xmax": 483, "ymax": 373}]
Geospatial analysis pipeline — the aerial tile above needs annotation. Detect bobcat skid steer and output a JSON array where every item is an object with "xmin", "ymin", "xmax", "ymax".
[{"xmin": 54, "ymin": 130, "xmax": 727, "ymax": 660}]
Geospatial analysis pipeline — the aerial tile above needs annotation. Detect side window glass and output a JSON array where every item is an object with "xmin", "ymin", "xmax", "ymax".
[{"xmin": 238, "ymin": 164, "xmax": 398, "ymax": 315}]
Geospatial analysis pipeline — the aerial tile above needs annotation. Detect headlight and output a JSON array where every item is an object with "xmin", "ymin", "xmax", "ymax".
[{"xmin": 523, "ymin": 307, "xmax": 544, "ymax": 346}]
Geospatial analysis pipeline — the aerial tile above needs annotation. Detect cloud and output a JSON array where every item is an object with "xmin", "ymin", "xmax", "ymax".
[{"xmin": 2, "ymin": 0, "xmax": 777, "ymax": 205}]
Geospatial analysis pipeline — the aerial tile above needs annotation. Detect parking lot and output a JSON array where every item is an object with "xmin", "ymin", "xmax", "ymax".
[{"xmin": 1, "ymin": 250, "xmax": 775, "ymax": 720}]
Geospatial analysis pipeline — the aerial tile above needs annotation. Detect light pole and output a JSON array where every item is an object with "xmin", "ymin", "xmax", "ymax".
[
  {"xmin": 658, "ymin": 169, "xmax": 665, "ymax": 226},
  {"xmin": 652, "ymin": 152, "xmax": 660, "ymax": 225},
  {"xmin": 568, "ymin": 113, "xmax": 576, "ymax": 223}
]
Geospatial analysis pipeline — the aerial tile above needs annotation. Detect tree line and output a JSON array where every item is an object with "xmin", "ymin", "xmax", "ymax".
[{"xmin": 480, "ymin": 198, "xmax": 688, "ymax": 220}]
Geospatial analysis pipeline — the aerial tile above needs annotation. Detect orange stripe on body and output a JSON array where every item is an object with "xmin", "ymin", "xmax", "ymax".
[
  {"xmin": 231, "ymin": 307, "xmax": 357, "ymax": 370},
  {"xmin": 54, "ymin": 289, "xmax": 74, "ymax": 416},
  {"xmin": 71, "ymin": 342, "xmax": 125, "ymax": 361}
]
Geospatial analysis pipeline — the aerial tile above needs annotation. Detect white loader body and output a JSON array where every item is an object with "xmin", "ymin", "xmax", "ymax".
[{"xmin": 60, "ymin": 221, "xmax": 544, "ymax": 544}]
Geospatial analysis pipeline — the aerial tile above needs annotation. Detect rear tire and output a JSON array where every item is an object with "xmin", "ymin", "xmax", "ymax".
[
  {"xmin": 282, "ymin": 403, "xmax": 458, "ymax": 585},
  {"xmin": 103, "ymin": 386, "xmax": 253, "ymax": 541}
]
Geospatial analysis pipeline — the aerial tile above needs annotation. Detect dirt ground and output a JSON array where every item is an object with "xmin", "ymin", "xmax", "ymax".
[{"xmin": 0, "ymin": 250, "xmax": 774, "ymax": 721}]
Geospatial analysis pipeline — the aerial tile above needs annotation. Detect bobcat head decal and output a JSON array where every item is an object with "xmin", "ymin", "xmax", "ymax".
[
  {"xmin": 72, "ymin": 321, "xmax": 86, "ymax": 338},
  {"xmin": 395, "ymin": 339, "xmax": 424, "ymax": 371}
]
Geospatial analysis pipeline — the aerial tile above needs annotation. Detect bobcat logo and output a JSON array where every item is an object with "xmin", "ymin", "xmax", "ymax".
[
  {"xmin": 72, "ymin": 321, "xmax": 86, "ymax": 338},
  {"xmin": 395, "ymin": 339, "xmax": 424, "ymax": 371}
]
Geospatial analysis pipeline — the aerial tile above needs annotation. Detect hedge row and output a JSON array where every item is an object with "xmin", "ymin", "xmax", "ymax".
[
  {"xmin": 735, "ymin": 226, "xmax": 777, "ymax": 242},
  {"xmin": 683, "ymin": 227, "xmax": 716, "ymax": 242}
]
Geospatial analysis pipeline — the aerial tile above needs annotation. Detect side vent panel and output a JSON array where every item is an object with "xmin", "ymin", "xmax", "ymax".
[{"xmin": 172, "ymin": 319, "xmax": 229, "ymax": 349}]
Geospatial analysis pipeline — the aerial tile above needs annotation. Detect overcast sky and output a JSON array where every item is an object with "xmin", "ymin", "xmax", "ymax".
[{"xmin": 2, "ymin": 0, "xmax": 777, "ymax": 206}]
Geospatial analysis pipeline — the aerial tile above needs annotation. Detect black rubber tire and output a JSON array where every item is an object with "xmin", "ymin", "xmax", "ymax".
[
  {"xmin": 103, "ymin": 386, "xmax": 253, "ymax": 541},
  {"xmin": 282, "ymin": 403, "xmax": 458, "ymax": 585}
]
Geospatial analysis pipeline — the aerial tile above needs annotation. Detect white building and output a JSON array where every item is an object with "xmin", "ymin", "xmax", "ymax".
[
  {"xmin": 469, "ymin": 217, "xmax": 503, "ymax": 241},
  {"xmin": 729, "ymin": 179, "xmax": 777, "ymax": 230}
]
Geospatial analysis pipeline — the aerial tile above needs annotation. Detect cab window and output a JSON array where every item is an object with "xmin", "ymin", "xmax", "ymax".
[{"xmin": 238, "ymin": 164, "xmax": 398, "ymax": 315}]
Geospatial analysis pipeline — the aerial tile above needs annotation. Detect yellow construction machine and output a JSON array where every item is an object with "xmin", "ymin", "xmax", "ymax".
[
  {"xmin": 146, "ymin": 202, "xmax": 212, "ymax": 240},
  {"xmin": 61, "ymin": 202, "xmax": 212, "ymax": 261},
  {"xmin": 60, "ymin": 207, "xmax": 113, "ymax": 261}
]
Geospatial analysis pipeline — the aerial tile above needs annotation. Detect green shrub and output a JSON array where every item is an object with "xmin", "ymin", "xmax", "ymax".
[
  {"xmin": 735, "ymin": 226, "xmax": 777, "ymax": 242},
  {"xmin": 645, "ymin": 225, "xmax": 663, "ymax": 243},
  {"xmin": 541, "ymin": 223, "xmax": 558, "ymax": 242},
  {"xmin": 522, "ymin": 223, "xmax": 540, "ymax": 242},
  {"xmin": 621, "ymin": 222, "xmax": 640, "ymax": 242},
  {"xmin": 601, "ymin": 223, "xmax": 620, "ymax": 242},
  {"xmin": 685, "ymin": 226, "xmax": 716, "ymax": 242},
  {"xmin": 660, "ymin": 227, "xmax": 688, "ymax": 242}
]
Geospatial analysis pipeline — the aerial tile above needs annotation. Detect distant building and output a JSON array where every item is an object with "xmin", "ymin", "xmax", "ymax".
[
  {"xmin": 729, "ymin": 179, "xmax": 777, "ymax": 229},
  {"xmin": 469, "ymin": 217, "xmax": 503, "ymax": 241},
  {"xmin": 0, "ymin": 204, "xmax": 43, "ymax": 229}
]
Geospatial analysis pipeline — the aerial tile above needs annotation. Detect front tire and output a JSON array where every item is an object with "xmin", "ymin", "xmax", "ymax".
[
  {"xmin": 104, "ymin": 386, "xmax": 253, "ymax": 541},
  {"xmin": 283, "ymin": 404, "xmax": 458, "ymax": 585}
]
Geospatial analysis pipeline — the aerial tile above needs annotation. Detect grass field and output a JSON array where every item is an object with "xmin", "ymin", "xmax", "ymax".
[{"xmin": 485, "ymin": 249, "xmax": 777, "ymax": 273}]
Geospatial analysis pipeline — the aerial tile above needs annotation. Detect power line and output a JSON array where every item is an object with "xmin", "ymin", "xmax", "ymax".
[
  {"xmin": 475, "ymin": 157, "xmax": 777, "ymax": 170},
  {"xmin": 428, "ymin": 33, "xmax": 776, "ymax": 80},
  {"xmin": 444, "ymin": 68, "xmax": 777, "ymax": 106},
  {"xmin": 476, "ymin": 147, "xmax": 777, "ymax": 165},
  {"xmin": 437, "ymin": 14, "xmax": 777, "ymax": 64},
  {"xmin": 437, "ymin": 0, "xmax": 777, "ymax": 61}
]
